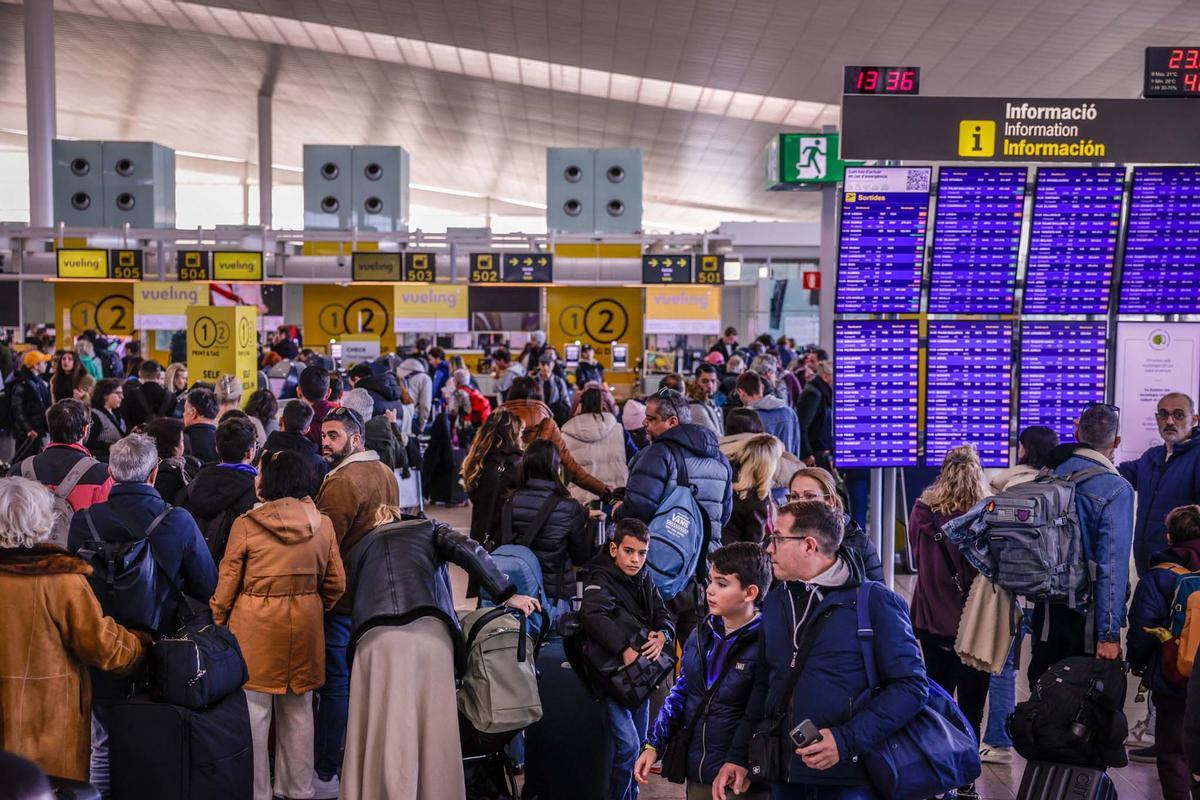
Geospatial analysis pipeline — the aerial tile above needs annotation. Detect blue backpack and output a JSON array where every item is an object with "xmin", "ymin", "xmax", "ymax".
[
  {"xmin": 646, "ymin": 446, "xmax": 707, "ymax": 601},
  {"xmin": 479, "ymin": 492, "xmax": 565, "ymax": 639}
]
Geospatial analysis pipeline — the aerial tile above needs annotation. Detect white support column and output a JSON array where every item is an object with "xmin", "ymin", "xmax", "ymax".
[
  {"xmin": 24, "ymin": 0, "xmax": 56, "ymax": 227},
  {"xmin": 881, "ymin": 467, "xmax": 897, "ymax": 589},
  {"xmin": 868, "ymin": 467, "xmax": 883, "ymax": 561},
  {"xmin": 817, "ymin": 123, "xmax": 838, "ymax": 350}
]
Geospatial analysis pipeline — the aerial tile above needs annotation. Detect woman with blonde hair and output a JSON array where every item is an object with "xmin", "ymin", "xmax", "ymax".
[
  {"xmin": 163, "ymin": 362, "xmax": 189, "ymax": 418},
  {"xmin": 908, "ymin": 443, "xmax": 991, "ymax": 796},
  {"xmin": 461, "ymin": 410, "xmax": 525, "ymax": 545},
  {"xmin": 786, "ymin": 466, "xmax": 884, "ymax": 581},
  {"xmin": 721, "ymin": 432, "xmax": 782, "ymax": 546}
]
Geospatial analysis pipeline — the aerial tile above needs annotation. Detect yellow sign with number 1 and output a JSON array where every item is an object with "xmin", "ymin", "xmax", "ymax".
[{"xmin": 187, "ymin": 306, "xmax": 258, "ymax": 387}]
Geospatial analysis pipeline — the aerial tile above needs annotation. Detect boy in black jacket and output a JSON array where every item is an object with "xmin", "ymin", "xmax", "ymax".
[{"xmin": 579, "ymin": 518, "xmax": 674, "ymax": 800}]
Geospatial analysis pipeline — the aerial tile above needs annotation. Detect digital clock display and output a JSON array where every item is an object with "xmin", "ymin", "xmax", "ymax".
[
  {"xmin": 1145, "ymin": 48, "xmax": 1200, "ymax": 97},
  {"xmin": 843, "ymin": 66, "xmax": 920, "ymax": 95}
]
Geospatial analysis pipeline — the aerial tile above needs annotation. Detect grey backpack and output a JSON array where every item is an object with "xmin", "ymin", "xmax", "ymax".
[
  {"xmin": 980, "ymin": 466, "xmax": 1110, "ymax": 608},
  {"xmin": 22, "ymin": 456, "xmax": 98, "ymax": 549},
  {"xmin": 457, "ymin": 606, "xmax": 543, "ymax": 735}
]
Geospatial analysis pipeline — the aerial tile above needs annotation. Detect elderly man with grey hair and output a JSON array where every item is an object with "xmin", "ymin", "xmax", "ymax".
[{"xmin": 66, "ymin": 433, "xmax": 217, "ymax": 796}]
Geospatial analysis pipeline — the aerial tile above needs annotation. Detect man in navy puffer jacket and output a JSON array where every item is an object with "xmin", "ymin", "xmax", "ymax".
[
  {"xmin": 715, "ymin": 502, "xmax": 927, "ymax": 800},
  {"xmin": 635, "ymin": 543, "xmax": 770, "ymax": 796}
]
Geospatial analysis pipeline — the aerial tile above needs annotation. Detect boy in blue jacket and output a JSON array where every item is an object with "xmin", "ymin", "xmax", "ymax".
[{"xmin": 634, "ymin": 542, "xmax": 771, "ymax": 799}]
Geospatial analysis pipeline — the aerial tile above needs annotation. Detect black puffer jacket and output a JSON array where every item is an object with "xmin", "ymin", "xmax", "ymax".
[
  {"xmin": 501, "ymin": 479, "xmax": 590, "ymax": 600},
  {"xmin": 356, "ymin": 372, "xmax": 403, "ymax": 416},
  {"xmin": 176, "ymin": 464, "xmax": 258, "ymax": 563},
  {"xmin": 842, "ymin": 513, "xmax": 884, "ymax": 582},
  {"xmin": 348, "ymin": 517, "xmax": 515, "ymax": 672},
  {"xmin": 10, "ymin": 369, "xmax": 50, "ymax": 439}
]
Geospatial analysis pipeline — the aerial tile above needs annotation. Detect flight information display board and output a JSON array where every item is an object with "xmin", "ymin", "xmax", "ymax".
[
  {"xmin": 1023, "ymin": 168, "xmax": 1124, "ymax": 315},
  {"xmin": 928, "ymin": 167, "xmax": 1026, "ymax": 313},
  {"xmin": 925, "ymin": 321, "xmax": 1013, "ymax": 468},
  {"xmin": 1120, "ymin": 167, "xmax": 1200, "ymax": 314},
  {"xmin": 1019, "ymin": 322, "xmax": 1108, "ymax": 442},
  {"xmin": 834, "ymin": 320, "xmax": 920, "ymax": 467},
  {"xmin": 836, "ymin": 167, "xmax": 931, "ymax": 313}
]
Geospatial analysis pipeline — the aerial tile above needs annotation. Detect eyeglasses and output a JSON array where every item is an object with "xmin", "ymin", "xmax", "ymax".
[
  {"xmin": 786, "ymin": 491, "xmax": 826, "ymax": 503},
  {"xmin": 1156, "ymin": 409, "xmax": 1192, "ymax": 422}
]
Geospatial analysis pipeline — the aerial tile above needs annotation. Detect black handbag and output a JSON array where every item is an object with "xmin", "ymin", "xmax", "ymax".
[
  {"xmin": 597, "ymin": 645, "xmax": 676, "ymax": 710},
  {"xmin": 144, "ymin": 508, "xmax": 249, "ymax": 710},
  {"xmin": 747, "ymin": 606, "xmax": 833, "ymax": 783},
  {"xmin": 659, "ymin": 620, "xmax": 756, "ymax": 784}
]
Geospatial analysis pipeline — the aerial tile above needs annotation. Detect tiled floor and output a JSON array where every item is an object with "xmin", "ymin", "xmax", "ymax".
[{"xmin": 431, "ymin": 502, "xmax": 1164, "ymax": 800}]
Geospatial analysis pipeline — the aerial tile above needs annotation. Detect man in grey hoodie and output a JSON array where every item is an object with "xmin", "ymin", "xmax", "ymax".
[
  {"xmin": 735, "ymin": 371, "xmax": 804, "ymax": 459},
  {"xmin": 397, "ymin": 358, "xmax": 432, "ymax": 433}
]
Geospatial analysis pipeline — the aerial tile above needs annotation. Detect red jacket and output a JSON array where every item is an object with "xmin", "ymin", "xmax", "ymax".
[{"xmin": 13, "ymin": 442, "xmax": 113, "ymax": 511}]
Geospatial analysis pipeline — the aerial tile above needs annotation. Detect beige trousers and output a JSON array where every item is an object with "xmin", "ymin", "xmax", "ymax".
[{"xmin": 246, "ymin": 689, "xmax": 315, "ymax": 800}]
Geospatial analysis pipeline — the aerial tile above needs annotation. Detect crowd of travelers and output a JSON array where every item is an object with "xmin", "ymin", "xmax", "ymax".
[{"xmin": 0, "ymin": 323, "xmax": 1196, "ymax": 800}]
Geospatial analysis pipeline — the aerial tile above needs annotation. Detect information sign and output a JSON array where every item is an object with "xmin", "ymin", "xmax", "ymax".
[
  {"xmin": 1114, "ymin": 323, "xmax": 1200, "ymax": 464},
  {"xmin": 501, "ymin": 253, "xmax": 553, "ymax": 283},
  {"xmin": 925, "ymin": 321, "xmax": 1013, "ymax": 468},
  {"xmin": 1120, "ymin": 167, "xmax": 1200, "ymax": 314},
  {"xmin": 176, "ymin": 250, "xmax": 211, "ymax": 282},
  {"xmin": 641, "ymin": 255, "xmax": 693, "ymax": 283},
  {"xmin": 1019, "ymin": 322, "xmax": 1108, "ymax": 443}
]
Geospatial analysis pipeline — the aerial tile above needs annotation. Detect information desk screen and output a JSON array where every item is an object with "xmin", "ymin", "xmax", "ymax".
[
  {"xmin": 1019, "ymin": 322, "xmax": 1108, "ymax": 443},
  {"xmin": 1120, "ymin": 167, "xmax": 1200, "ymax": 314},
  {"xmin": 1023, "ymin": 168, "xmax": 1124, "ymax": 315},
  {"xmin": 836, "ymin": 167, "xmax": 931, "ymax": 313},
  {"xmin": 925, "ymin": 321, "xmax": 1013, "ymax": 468},
  {"xmin": 834, "ymin": 320, "xmax": 920, "ymax": 467},
  {"xmin": 928, "ymin": 167, "xmax": 1026, "ymax": 314}
]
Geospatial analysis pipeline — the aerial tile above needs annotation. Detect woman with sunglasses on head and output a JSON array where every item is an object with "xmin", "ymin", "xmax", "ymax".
[{"xmin": 786, "ymin": 466, "xmax": 883, "ymax": 582}]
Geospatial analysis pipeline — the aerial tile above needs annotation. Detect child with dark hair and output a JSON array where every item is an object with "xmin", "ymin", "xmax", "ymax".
[
  {"xmin": 1129, "ymin": 504, "xmax": 1200, "ymax": 797},
  {"xmin": 636, "ymin": 542, "xmax": 770, "ymax": 798},
  {"xmin": 578, "ymin": 518, "xmax": 674, "ymax": 800}
]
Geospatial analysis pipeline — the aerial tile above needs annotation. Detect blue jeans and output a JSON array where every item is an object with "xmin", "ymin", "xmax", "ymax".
[
  {"xmin": 605, "ymin": 697, "xmax": 649, "ymax": 800},
  {"xmin": 89, "ymin": 703, "xmax": 112, "ymax": 796},
  {"xmin": 984, "ymin": 608, "xmax": 1030, "ymax": 748},
  {"xmin": 772, "ymin": 785, "xmax": 880, "ymax": 800},
  {"xmin": 314, "ymin": 612, "xmax": 352, "ymax": 780}
]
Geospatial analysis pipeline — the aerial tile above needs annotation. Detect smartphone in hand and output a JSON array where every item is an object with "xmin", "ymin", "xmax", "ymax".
[{"xmin": 789, "ymin": 719, "xmax": 823, "ymax": 749}]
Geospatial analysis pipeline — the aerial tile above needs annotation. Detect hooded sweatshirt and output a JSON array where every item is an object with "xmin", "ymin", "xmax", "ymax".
[
  {"xmin": 561, "ymin": 411, "xmax": 628, "ymax": 504},
  {"xmin": 398, "ymin": 358, "xmax": 433, "ymax": 430},
  {"xmin": 1128, "ymin": 537, "xmax": 1200, "ymax": 696},
  {"xmin": 210, "ymin": 496, "xmax": 345, "ymax": 693},
  {"xmin": 748, "ymin": 394, "xmax": 804, "ymax": 458},
  {"xmin": 177, "ymin": 463, "xmax": 259, "ymax": 563}
]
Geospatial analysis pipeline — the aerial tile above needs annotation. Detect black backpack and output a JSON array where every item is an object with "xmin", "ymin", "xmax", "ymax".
[
  {"xmin": 77, "ymin": 507, "xmax": 172, "ymax": 632},
  {"xmin": 1009, "ymin": 656, "xmax": 1129, "ymax": 769}
]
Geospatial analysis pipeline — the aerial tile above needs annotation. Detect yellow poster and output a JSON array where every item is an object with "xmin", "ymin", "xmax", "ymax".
[
  {"xmin": 186, "ymin": 306, "xmax": 258, "ymax": 387},
  {"xmin": 546, "ymin": 286, "xmax": 643, "ymax": 372},
  {"xmin": 393, "ymin": 284, "xmax": 468, "ymax": 333},
  {"xmin": 644, "ymin": 286, "xmax": 721, "ymax": 334},
  {"xmin": 303, "ymin": 284, "xmax": 396, "ymax": 350},
  {"xmin": 55, "ymin": 282, "xmax": 134, "ymax": 340},
  {"xmin": 133, "ymin": 282, "xmax": 210, "ymax": 329}
]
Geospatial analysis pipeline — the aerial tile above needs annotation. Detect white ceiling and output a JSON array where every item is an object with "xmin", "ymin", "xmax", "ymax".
[{"xmin": 1, "ymin": 0, "xmax": 1198, "ymax": 231}]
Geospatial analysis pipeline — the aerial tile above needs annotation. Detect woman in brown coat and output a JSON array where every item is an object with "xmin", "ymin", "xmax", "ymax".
[
  {"xmin": 0, "ymin": 476, "xmax": 148, "ymax": 782},
  {"xmin": 211, "ymin": 450, "xmax": 346, "ymax": 800}
]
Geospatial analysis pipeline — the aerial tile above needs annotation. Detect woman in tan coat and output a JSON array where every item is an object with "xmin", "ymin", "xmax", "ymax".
[
  {"xmin": 211, "ymin": 450, "xmax": 345, "ymax": 800},
  {"xmin": 0, "ymin": 476, "xmax": 148, "ymax": 782}
]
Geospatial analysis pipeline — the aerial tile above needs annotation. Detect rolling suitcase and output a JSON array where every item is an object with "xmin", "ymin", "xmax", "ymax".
[
  {"xmin": 1017, "ymin": 761, "xmax": 1117, "ymax": 800},
  {"xmin": 522, "ymin": 639, "xmax": 610, "ymax": 800},
  {"xmin": 109, "ymin": 690, "xmax": 253, "ymax": 800}
]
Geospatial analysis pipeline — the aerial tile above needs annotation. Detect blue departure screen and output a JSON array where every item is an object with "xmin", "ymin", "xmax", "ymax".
[
  {"xmin": 836, "ymin": 167, "xmax": 931, "ymax": 313},
  {"xmin": 1023, "ymin": 168, "xmax": 1124, "ymax": 315},
  {"xmin": 834, "ymin": 320, "xmax": 920, "ymax": 467},
  {"xmin": 1120, "ymin": 167, "xmax": 1200, "ymax": 314},
  {"xmin": 929, "ymin": 168, "xmax": 1026, "ymax": 314},
  {"xmin": 1019, "ymin": 322, "xmax": 1108, "ymax": 442},
  {"xmin": 925, "ymin": 321, "xmax": 1013, "ymax": 468}
]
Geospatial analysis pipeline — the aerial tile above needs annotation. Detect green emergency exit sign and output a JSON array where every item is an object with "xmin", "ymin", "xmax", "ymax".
[{"xmin": 766, "ymin": 133, "xmax": 861, "ymax": 189}]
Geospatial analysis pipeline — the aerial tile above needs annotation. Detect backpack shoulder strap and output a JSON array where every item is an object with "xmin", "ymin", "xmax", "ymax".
[
  {"xmin": 666, "ymin": 443, "xmax": 691, "ymax": 489},
  {"xmin": 1068, "ymin": 466, "xmax": 1115, "ymax": 483},
  {"xmin": 1154, "ymin": 563, "xmax": 1193, "ymax": 578},
  {"xmin": 856, "ymin": 581, "xmax": 882, "ymax": 691},
  {"xmin": 517, "ymin": 491, "xmax": 564, "ymax": 549},
  {"xmin": 55, "ymin": 456, "xmax": 99, "ymax": 500},
  {"xmin": 929, "ymin": 510, "xmax": 965, "ymax": 599}
]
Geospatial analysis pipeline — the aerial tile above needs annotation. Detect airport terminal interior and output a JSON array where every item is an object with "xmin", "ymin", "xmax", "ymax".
[{"xmin": 3, "ymin": 1, "xmax": 1200, "ymax": 799}]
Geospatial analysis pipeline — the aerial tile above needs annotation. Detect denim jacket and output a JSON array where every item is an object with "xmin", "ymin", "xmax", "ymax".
[{"xmin": 1054, "ymin": 449, "xmax": 1134, "ymax": 643}]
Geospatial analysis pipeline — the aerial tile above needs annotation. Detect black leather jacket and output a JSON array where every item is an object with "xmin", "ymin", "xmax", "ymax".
[{"xmin": 348, "ymin": 517, "xmax": 515, "ymax": 672}]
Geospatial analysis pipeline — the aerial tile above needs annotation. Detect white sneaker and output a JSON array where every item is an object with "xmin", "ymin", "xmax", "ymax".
[
  {"xmin": 312, "ymin": 773, "xmax": 340, "ymax": 799},
  {"xmin": 1126, "ymin": 716, "xmax": 1156, "ymax": 746},
  {"xmin": 979, "ymin": 745, "xmax": 1015, "ymax": 764}
]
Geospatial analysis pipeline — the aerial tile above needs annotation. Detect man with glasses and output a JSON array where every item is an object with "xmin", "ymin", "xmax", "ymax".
[
  {"xmin": 1028, "ymin": 403, "xmax": 1133, "ymax": 686},
  {"xmin": 616, "ymin": 388, "xmax": 732, "ymax": 644},
  {"xmin": 713, "ymin": 501, "xmax": 926, "ymax": 800},
  {"xmin": 1118, "ymin": 392, "xmax": 1200, "ymax": 577}
]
